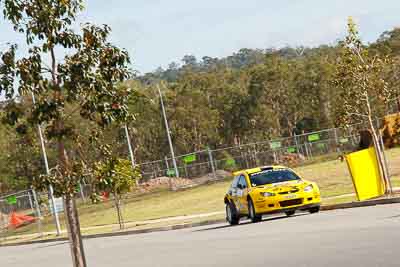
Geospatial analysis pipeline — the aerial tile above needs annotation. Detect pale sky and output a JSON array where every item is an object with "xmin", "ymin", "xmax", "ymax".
[{"xmin": 1, "ymin": 0, "xmax": 400, "ymax": 74}]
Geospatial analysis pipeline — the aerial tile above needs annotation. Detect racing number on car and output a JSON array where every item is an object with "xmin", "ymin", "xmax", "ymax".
[
  {"xmin": 236, "ymin": 175, "xmax": 249, "ymax": 212},
  {"xmin": 237, "ymin": 189, "xmax": 243, "ymax": 197},
  {"xmin": 236, "ymin": 189, "xmax": 243, "ymax": 210}
]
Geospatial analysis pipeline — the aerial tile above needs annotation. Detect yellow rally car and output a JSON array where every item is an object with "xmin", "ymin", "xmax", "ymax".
[{"xmin": 224, "ymin": 165, "xmax": 321, "ymax": 225}]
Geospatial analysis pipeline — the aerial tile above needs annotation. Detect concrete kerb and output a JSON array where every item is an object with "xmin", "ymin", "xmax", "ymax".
[
  {"xmin": 321, "ymin": 195, "xmax": 400, "ymax": 211},
  {"xmin": 0, "ymin": 218, "xmax": 226, "ymax": 247},
  {"xmin": 2, "ymin": 196, "xmax": 400, "ymax": 247}
]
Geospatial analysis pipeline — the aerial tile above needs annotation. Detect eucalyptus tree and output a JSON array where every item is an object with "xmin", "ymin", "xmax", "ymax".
[
  {"xmin": 0, "ymin": 1, "xmax": 133, "ymax": 266},
  {"xmin": 333, "ymin": 18, "xmax": 394, "ymax": 193}
]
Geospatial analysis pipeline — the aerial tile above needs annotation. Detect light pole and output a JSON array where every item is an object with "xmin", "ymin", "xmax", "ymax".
[
  {"xmin": 31, "ymin": 93, "xmax": 62, "ymax": 236},
  {"xmin": 124, "ymin": 124, "xmax": 139, "ymax": 185},
  {"xmin": 157, "ymin": 84, "xmax": 180, "ymax": 177}
]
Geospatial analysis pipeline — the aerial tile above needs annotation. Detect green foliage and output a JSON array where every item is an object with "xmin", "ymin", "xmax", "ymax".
[
  {"xmin": 33, "ymin": 160, "xmax": 89, "ymax": 197},
  {"xmin": 0, "ymin": 105, "xmax": 45, "ymax": 192},
  {"xmin": 219, "ymin": 151, "xmax": 237, "ymax": 171},
  {"xmin": 129, "ymin": 46, "xmax": 339, "ymax": 162},
  {"xmin": 0, "ymin": 0, "xmax": 133, "ymax": 196},
  {"xmin": 333, "ymin": 17, "xmax": 394, "ymax": 128},
  {"xmin": 93, "ymin": 158, "xmax": 140, "ymax": 197}
]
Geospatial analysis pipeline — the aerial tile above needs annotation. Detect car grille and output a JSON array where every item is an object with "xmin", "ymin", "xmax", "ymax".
[
  {"xmin": 280, "ymin": 198, "xmax": 303, "ymax": 207},
  {"xmin": 278, "ymin": 189, "xmax": 299, "ymax": 195}
]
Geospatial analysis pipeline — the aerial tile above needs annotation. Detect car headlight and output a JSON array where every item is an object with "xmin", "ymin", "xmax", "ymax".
[
  {"xmin": 260, "ymin": 192, "xmax": 275, "ymax": 197},
  {"xmin": 304, "ymin": 184, "xmax": 314, "ymax": 192}
]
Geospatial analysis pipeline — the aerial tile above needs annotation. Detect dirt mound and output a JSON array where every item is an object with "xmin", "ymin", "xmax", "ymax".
[
  {"xmin": 139, "ymin": 170, "xmax": 232, "ymax": 192},
  {"xmin": 193, "ymin": 170, "xmax": 232, "ymax": 185},
  {"xmin": 140, "ymin": 176, "xmax": 195, "ymax": 191},
  {"xmin": 277, "ymin": 153, "xmax": 305, "ymax": 166}
]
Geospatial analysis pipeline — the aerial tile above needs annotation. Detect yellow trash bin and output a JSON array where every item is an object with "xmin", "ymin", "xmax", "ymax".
[{"xmin": 345, "ymin": 147, "xmax": 385, "ymax": 201}]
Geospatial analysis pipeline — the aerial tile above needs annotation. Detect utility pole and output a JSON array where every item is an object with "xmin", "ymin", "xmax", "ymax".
[
  {"xmin": 124, "ymin": 124, "xmax": 139, "ymax": 185},
  {"xmin": 157, "ymin": 84, "xmax": 180, "ymax": 178},
  {"xmin": 31, "ymin": 93, "xmax": 62, "ymax": 236}
]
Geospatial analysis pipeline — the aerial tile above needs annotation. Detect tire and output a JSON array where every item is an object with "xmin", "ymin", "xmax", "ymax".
[
  {"xmin": 309, "ymin": 206, "xmax": 320, "ymax": 214},
  {"xmin": 248, "ymin": 199, "xmax": 262, "ymax": 223},
  {"xmin": 226, "ymin": 202, "xmax": 239, "ymax": 225},
  {"xmin": 285, "ymin": 210, "xmax": 296, "ymax": 216}
]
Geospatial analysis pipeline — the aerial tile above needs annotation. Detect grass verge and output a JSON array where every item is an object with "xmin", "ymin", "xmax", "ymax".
[{"xmin": 3, "ymin": 147, "xmax": 400, "ymax": 241}]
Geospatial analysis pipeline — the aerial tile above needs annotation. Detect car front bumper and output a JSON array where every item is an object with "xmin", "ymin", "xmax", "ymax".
[{"xmin": 253, "ymin": 191, "xmax": 321, "ymax": 215}]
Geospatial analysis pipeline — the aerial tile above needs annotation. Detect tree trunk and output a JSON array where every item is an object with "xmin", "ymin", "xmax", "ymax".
[
  {"xmin": 64, "ymin": 195, "xmax": 87, "ymax": 267},
  {"xmin": 114, "ymin": 194, "xmax": 124, "ymax": 230},
  {"xmin": 58, "ymin": 140, "xmax": 87, "ymax": 267},
  {"xmin": 50, "ymin": 45, "xmax": 87, "ymax": 266},
  {"xmin": 364, "ymin": 92, "xmax": 391, "ymax": 194},
  {"xmin": 368, "ymin": 116, "xmax": 391, "ymax": 194},
  {"xmin": 397, "ymin": 96, "xmax": 400, "ymax": 113}
]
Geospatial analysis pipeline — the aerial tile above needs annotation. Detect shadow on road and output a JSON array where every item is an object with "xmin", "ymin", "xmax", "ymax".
[
  {"xmin": 194, "ymin": 213, "xmax": 307, "ymax": 232},
  {"xmin": 386, "ymin": 214, "xmax": 400, "ymax": 219}
]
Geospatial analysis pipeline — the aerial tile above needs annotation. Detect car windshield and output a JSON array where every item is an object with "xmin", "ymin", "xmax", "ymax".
[{"xmin": 249, "ymin": 169, "xmax": 300, "ymax": 187}]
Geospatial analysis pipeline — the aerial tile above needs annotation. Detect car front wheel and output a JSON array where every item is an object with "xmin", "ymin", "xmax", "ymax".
[
  {"xmin": 285, "ymin": 210, "xmax": 295, "ymax": 216},
  {"xmin": 226, "ymin": 202, "xmax": 239, "ymax": 225},
  {"xmin": 309, "ymin": 206, "xmax": 320, "ymax": 214},
  {"xmin": 248, "ymin": 199, "xmax": 262, "ymax": 223}
]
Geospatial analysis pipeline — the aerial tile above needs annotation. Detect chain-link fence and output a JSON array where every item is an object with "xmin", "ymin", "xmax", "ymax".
[
  {"xmin": 136, "ymin": 121, "xmax": 373, "ymax": 181},
  {"xmin": 0, "ymin": 189, "xmax": 43, "ymax": 242},
  {"xmin": 131, "ymin": 98, "xmax": 400, "ymax": 182},
  {"xmin": 0, "ymin": 187, "xmax": 96, "ymax": 244}
]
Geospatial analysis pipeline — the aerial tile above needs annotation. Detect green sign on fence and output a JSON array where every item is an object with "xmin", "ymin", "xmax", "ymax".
[
  {"xmin": 308, "ymin": 134, "xmax": 320, "ymax": 142},
  {"xmin": 183, "ymin": 154, "xmax": 196, "ymax": 164},
  {"xmin": 270, "ymin": 141, "xmax": 282, "ymax": 149},
  {"xmin": 225, "ymin": 158, "xmax": 236, "ymax": 167},
  {"xmin": 166, "ymin": 169, "xmax": 176, "ymax": 177},
  {"xmin": 6, "ymin": 195, "xmax": 17, "ymax": 205},
  {"xmin": 287, "ymin": 147, "xmax": 296, "ymax": 153}
]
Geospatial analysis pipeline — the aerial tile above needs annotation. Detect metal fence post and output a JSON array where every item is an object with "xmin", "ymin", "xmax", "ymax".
[
  {"xmin": 165, "ymin": 156, "xmax": 170, "ymax": 170},
  {"xmin": 208, "ymin": 148, "xmax": 217, "ymax": 179},
  {"xmin": 31, "ymin": 189, "xmax": 43, "ymax": 237},
  {"xmin": 27, "ymin": 191, "xmax": 35, "ymax": 215},
  {"xmin": 349, "ymin": 127, "xmax": 356, "ymax": 147},
  {"xmin": 79, "ymin": 183, "xmax": 86, "ymax": 203},
  {"xmin": 253, "ymin": 144, "xmax": 258, "ymax": 166},
  {"xmin": 184, "ymin": 164, "xmax": 189, "ymax": 178},
  {"xmin": 294, "ymin": 134, "xmax": 300, "ymax": 155},
  {"xmin": 303, "ymin": 142, "xmax": 309, "ymax": 160},
  {"xmin": 333, "ymin": 128, "xmax": 340, "ymax": 152},
  {"xmin": 31, "ymin": 189, "xmax": 42, "ymax": 218},
  {"xmin": 307, "ymin": 142, "xmax": 313, "ymax": 159}
]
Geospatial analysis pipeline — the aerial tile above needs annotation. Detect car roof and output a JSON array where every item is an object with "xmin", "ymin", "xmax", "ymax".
[{"xmin": 233, "ymin": 165, "xmax": 288, "ymax": 176}]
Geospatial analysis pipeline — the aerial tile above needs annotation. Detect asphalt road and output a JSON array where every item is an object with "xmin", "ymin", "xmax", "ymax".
[{"xmin": 2, "ymin": 204, "xmax": 400, "ymax": 267}]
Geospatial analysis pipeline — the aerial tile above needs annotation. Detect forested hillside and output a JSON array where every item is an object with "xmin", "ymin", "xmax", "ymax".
[
  {"xmin": 1, "ymin": 27, "xmax": 400, "ymax": 192},
  {"xmin": 130, "ymin": 28, "xmax": 400, "ymax": 160}
]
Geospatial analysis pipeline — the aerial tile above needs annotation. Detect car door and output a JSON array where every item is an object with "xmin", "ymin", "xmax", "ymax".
[
  {"xmin": 237, "ymin": 174, "xmax": 249, "ymax": 215},
  {"xmin": 228, "ymin": 175, "xmax": 240, "ymax": 208}
]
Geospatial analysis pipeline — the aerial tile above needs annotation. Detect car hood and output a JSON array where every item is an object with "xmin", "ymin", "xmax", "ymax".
[{"xmin": 253, "ymin": 180, "xmax": 308, "ymax": 193}]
